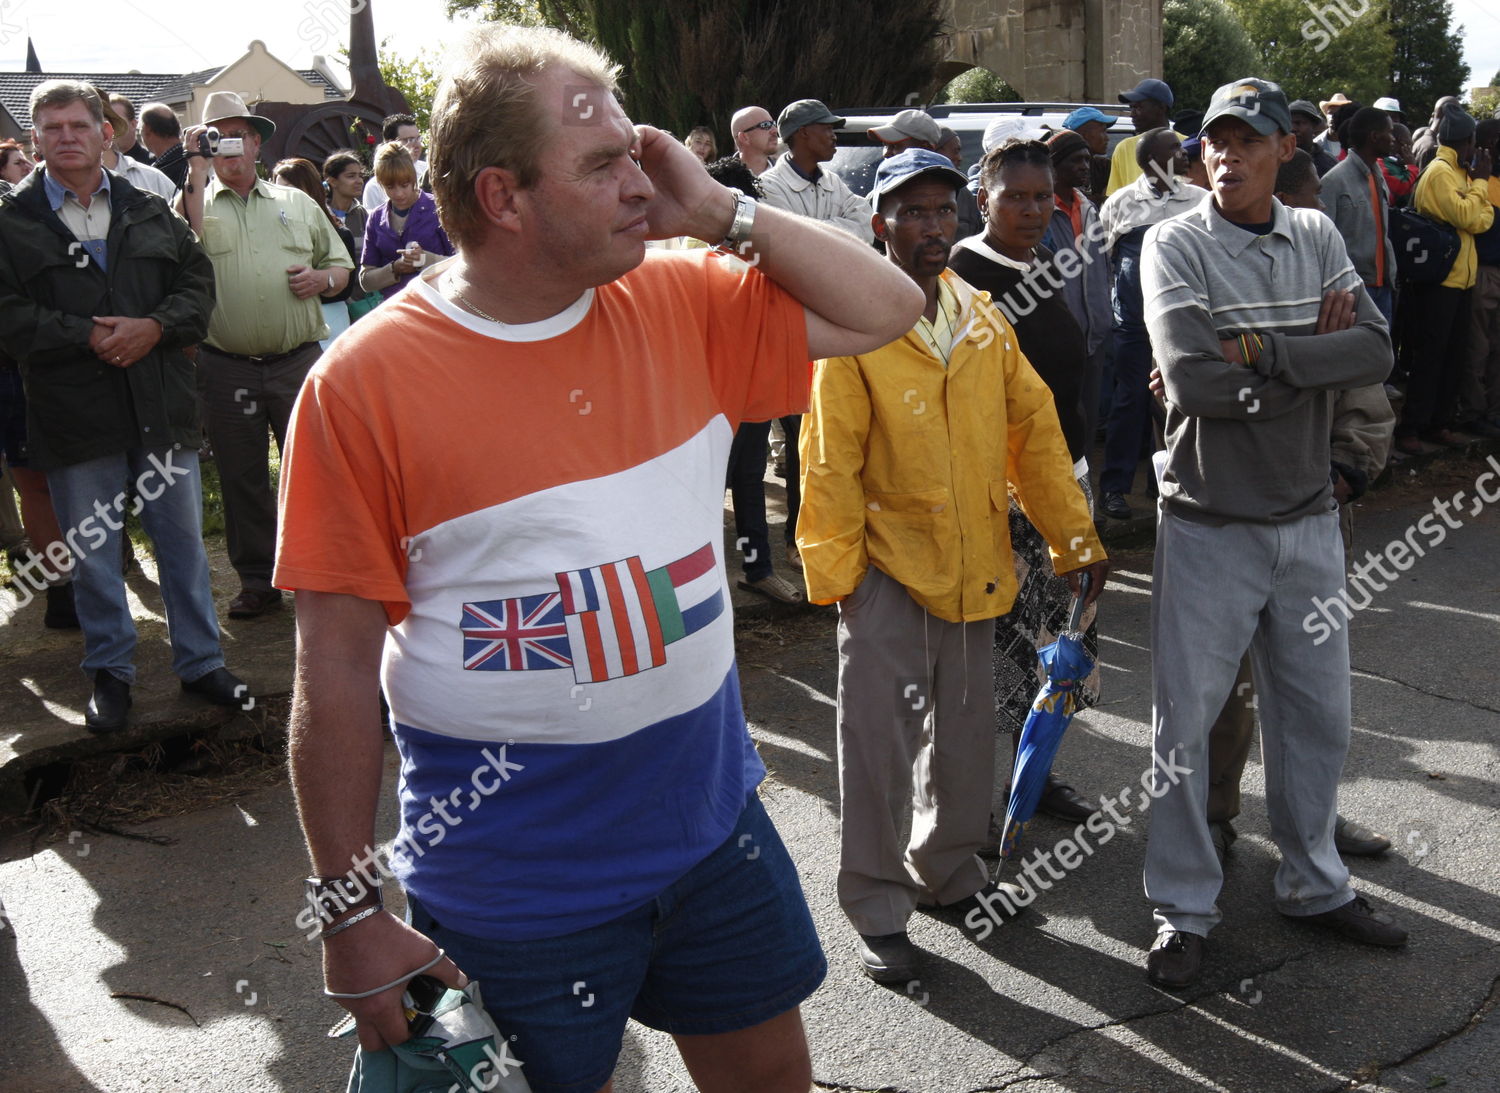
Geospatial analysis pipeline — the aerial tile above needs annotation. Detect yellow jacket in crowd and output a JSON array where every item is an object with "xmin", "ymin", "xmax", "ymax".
[
  {"xmin": 796, "ymin": 270, "xmax": 1104, "ymax": 624},
  {"xmin": 1415, "ymin": 145, "xmax": 1496, "ymax": 290}
]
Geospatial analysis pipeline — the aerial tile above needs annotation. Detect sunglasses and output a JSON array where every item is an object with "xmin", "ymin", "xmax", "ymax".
[{"xmin": 739, "ymin": 120, "xmax": 776, "ymax": 134}]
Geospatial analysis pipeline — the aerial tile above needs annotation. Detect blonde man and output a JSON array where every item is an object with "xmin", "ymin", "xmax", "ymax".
[{"xmin": 275, "ymin": 23, "xmax": 923, "ymax": 1093}]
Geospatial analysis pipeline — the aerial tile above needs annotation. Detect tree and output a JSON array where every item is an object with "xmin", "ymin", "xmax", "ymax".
[
  {"xmin": 445, "ymin": 0, "xmax": 948, "ymax": 142},
  {"xmin": 937, "ymin": 68, "xmax": 1020, "ymax": 105},
  {"xmin": 1387, "ymin": 0, "xmax": 1469, "ymax": 126},
  {"xmin": 1225, "ymin": 0, "xmax": 1394, "ymax": 106},
  {"xmin": 1162, "ymin": 0, "xmax": 1258, "ymax": 118},
  {"xmin": 377, "ymin": 42, "xmax": 441, "ymax": 133}
]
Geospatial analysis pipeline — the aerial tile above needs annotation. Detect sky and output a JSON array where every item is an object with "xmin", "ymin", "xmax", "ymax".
[{"xmin": 6, "ymin": 0, "xmax": 1500, "ymax": 100}]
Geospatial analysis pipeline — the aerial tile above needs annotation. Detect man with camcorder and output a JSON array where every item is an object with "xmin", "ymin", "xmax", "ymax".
[{"xmin": 178, "ymin": 90, "xmax": 352, "ymax": 621}]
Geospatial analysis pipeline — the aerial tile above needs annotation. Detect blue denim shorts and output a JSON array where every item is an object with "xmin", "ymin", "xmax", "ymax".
[{"xmin": 407, "ymin": 792, "xmax": 826, "ymax": 1093}]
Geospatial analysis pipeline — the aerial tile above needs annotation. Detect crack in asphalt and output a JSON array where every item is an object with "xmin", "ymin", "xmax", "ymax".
[
  {"xmin": 1338, "ymin": 964, "xmax": 1500, "ymax": 1089},
  {"xmin": 1351, "ymin": 663, "xmax": 1500, "ymax": 718}
]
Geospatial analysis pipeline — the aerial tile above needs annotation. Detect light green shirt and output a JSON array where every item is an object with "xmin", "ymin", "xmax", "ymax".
[{"xmin": 200, "ymin": 176, "xmax": 353, "ymax": 355}]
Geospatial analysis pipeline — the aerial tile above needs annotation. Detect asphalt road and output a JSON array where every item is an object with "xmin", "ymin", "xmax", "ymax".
[{"xmin": 1, "ymin": 458, "xmax": 1496, "ymax": 1092}]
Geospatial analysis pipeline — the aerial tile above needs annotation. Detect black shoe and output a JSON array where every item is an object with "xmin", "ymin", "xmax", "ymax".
[
  {"xmin": 227, "ymin": 587, "xmax": 282, "ymax": 618},
  {"xmin": 44, "ymin": 583, "xmax": 80, "ymax": 629},
  {"xmin": 85, "ymin": 669, "xmax": 132, "ymax": 733},
  {"xmin": 1102, "ymin": 491, "xmax": 1133, "ymax": 520},
  {"xmin": 181, "ymin": 666, "xmax": 252, "ymax": 709},
  {"xmin": 1334, "ymin": 815, "xmax": 1391, "ymax": 857},
  {"xmin": 1286, "ymin": 894, "xmax": 1408, "ymax": 947},
  {"xmin": 1147, "ymin": 930, "xmax": 1204, "ymax": 988},
  {"xmin": 1210, "ymin": 819, "xmax": 1237, "ymax": 867},
  {"xmin": 1038, "ymin": 774, "xmax": 1098, "ymax": 823},
  {"xmin": 977, "ymin": 813, "xmax": 1005, "ymax": 859},
  {"xmin": 857, "ymin": 931, "xmax": 920, "ymax": 984}
]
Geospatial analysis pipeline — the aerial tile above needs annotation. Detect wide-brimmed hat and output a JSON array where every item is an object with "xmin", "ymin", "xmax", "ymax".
[
  {"xmin": 200, "ymin": 90, "xmax": 275, "ymax": 142},
  {"xmin": 86, "ymin": 85, "xmax": 127, "ymax": 135},
  {"xmin": 1319, "ymin": 93, "xmax": 1353, "ymax": 117}
]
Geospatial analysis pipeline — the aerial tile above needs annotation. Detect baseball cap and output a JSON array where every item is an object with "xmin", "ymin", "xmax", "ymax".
[
  {"xmin": 1119, "ymin": 78, "xmax": 1173, "ymax": 107},
  {"xmin": 1063, "ymin": 106, "xmax": 1114, "ymax": 131},
  {"xmin": 868, "ymin": 109, "xmax": 942, "ymax": 147},
  {"xmin": 868, "ymin": 148, "xmax": 968, "ymax": 207},
  {"xmin": 1288, "ymin": 99, "xmax": 1324, "ymax": 123},
  {"xmin": 982, "ymin": 117, "xmax": 1049, "ymax": 154},
  {"xmin": 1202, "ymin": 78, "xmax": 1293, "ymax": 137},
  {"xmin": 777, "ymin": 99, "xmax": 844, "ymax": 145}
]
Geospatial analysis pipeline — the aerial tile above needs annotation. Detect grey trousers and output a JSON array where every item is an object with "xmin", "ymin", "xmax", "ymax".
[
  {"xmin": 835, "ymin": 566, "xmax": 995, "ymax": 937},
  {"xmin": 1145, "ymin": 506, "xmax": 1354, "ymax": 937},
  {"xmin": 198, "ymin": 343, "xmax": 320, "ymax": 591}
]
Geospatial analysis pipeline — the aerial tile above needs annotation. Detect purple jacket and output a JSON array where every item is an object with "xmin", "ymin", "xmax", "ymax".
[{"xmin": 361, "ymin": 191, "xmax": 454, "ymax": 298}]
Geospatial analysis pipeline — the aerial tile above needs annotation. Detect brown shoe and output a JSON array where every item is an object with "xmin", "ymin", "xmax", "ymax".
[
  {"xmin": 228, "ymin": 587, "xmax": 283, "ymax": 619},
  {"xmin": 1424, "ymin": 428, "xmax": 1467, "ymax": 448},
  {"xmin": 1394, "ymin": 435, "xmax": 1424, "ymax": 455}
]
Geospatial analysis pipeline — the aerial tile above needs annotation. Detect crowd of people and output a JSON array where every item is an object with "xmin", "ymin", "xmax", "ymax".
[{"xmin": 1, "ymin": 26, "xmax": 1496, "ymax": 1093}]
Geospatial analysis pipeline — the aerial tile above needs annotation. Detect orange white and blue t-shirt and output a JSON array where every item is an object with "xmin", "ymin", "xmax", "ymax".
[{"xmin": 274, "ymin": 250, "xmax": 809, "ymax": 940}]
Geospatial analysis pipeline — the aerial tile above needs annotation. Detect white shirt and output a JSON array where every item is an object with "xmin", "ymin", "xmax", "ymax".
[
  {"xmin": 110, "ymin": 154, "xmax": 178, "ymax": 202},
  {"xmin": 757, "ymin": 154, "xmax": 874, "ymax": 243}
]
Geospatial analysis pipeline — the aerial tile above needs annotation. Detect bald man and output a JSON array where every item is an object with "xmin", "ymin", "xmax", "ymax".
[{"xmin": 732, "ymin": 105, "xmax": 778, "ymax": 175}]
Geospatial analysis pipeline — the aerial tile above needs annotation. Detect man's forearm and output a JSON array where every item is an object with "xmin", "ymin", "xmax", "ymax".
[
  {"xmin": 288, "ymin": 591, "xmax": 390, "ymax": 878},
  {"xmin": 739, "ymin": 201, "xmax": 923, "ymax": 353}
]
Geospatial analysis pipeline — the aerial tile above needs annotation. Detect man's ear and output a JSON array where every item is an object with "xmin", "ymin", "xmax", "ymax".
[
  {"xmin": 474, "ymin": 165, "xmax": 523, "ymax": 234},
  {"xmin": 1277, "ymin": 132, "xmax": 1297, "ymax": 164},
  {"xmin": 870, "ymin": 207, "xmax": 890, "ymax": 243}
]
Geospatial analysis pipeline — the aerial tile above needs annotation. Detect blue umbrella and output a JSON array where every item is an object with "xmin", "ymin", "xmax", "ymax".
[{"xmin": 998, "ymin": 573, "xmax": 1093, "ymax": 862}]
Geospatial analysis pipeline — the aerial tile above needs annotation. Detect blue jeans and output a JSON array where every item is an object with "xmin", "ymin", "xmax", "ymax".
[
  {"xmin": 1367, "ymin": 283, "xmax": 1394, "ymax": 330},
  {"xmin": 46, "ymin": 446, "xmax": 224, "ymax": 684}
]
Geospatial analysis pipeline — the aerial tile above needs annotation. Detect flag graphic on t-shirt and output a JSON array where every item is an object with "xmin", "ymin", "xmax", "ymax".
[
  {"xmin": 459, "ymin": 543, "xmax": 724, "ymax": 682},
  {"xmin": 460, "ymin": 592, "xmax": 573, "ymax": 671}
]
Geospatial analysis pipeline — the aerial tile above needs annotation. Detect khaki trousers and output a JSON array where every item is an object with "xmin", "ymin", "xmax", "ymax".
[{"xmin": 835, "ymin": 566, "xmax": 994, "ymax": 937}]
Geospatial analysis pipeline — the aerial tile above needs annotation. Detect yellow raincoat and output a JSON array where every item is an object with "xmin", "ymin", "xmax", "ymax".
[
  {"xmin": 1415, "ymin": 145, "xmax": 1496, "ymax": 291},
  {"xmin": 796, "ymin": 270, "xmax": 1104, "ymax": 623}
]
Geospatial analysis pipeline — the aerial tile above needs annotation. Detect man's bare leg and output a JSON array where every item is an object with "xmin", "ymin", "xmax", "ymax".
[{"xmin": 672, "ymin": 1007, "xmax": 813, "ymax": 1093}]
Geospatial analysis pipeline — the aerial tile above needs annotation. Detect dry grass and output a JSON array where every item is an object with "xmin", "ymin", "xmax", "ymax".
[{"xmin": 31, "ymin": 700, "xmax": 290, "ymax": 845}]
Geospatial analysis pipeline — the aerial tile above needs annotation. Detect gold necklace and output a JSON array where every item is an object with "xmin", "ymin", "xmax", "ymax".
[{"xmin": 451, "ymin": 286, "xmax": 503, "ymax": 324}]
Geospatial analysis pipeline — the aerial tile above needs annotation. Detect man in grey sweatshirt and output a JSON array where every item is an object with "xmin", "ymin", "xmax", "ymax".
[{"xmin": 1139, "ymin": 78, "xmax": 1409, "ymax": 990}]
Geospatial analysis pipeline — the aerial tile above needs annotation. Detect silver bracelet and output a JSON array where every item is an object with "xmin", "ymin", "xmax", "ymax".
[
  {"xmin": 324, "ymin": 948, "xmax": 446, "ymax": 1000},
  {"xmin": 317, "ymin": 905, "xmax": 382, "ymax": 942}
]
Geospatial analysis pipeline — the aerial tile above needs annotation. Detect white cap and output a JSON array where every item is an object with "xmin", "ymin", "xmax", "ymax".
[
  {"xmin": 1373, "ymin": 96, "xmax": 1402, "ymax": 115},
  {"xmin": 981, "ymin": 117, "xmax": 1050, "ymax": 154}
]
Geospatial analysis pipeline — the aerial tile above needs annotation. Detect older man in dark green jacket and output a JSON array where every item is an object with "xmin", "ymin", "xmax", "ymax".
[{"xmin": 0, "ymin": 79, "xmax": 250, "ymax": 732}]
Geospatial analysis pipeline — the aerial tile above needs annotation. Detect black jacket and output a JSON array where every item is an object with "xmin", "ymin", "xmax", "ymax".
[
  {"xmin": 0, "ymin": 168, "xmax": 215, "ymax": 470},
  {"xmin": 948, "ymin": 242, "xmax": 1089, "ymax": 463}
]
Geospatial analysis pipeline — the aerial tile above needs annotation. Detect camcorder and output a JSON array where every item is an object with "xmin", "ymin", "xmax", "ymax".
[{"xmin": 189, "ymin": 126, "xmax": 245, "ymax": 159}]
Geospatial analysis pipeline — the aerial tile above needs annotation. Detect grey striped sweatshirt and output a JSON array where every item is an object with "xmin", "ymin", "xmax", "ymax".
[{"xmin": 1142, "ymin": 192, "xmax": 1392, "ymax": 523}]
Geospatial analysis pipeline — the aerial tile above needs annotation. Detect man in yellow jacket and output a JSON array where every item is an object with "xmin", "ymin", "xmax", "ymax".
[
  {"xmin": 1396, "ymin": 103, "xmax": 1495, "ymax": 451},
  {"xmin": 797, "ymin": 149, "xmax": 1109, "ymax": 985}
]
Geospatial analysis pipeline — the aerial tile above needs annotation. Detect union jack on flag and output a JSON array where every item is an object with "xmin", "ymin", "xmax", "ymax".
[{"xmin": 460, "ymin": 593, "xmax": 572, "ymax": 671}]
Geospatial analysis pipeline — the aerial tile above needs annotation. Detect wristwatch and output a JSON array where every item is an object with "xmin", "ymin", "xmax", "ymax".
[
  {"xmin": 719, "ymin": 190, "xmax": 757, "ymax": 248},
  {"xmin": 304, "ymin": 873, "xmax": 382, "ymax": 923}
]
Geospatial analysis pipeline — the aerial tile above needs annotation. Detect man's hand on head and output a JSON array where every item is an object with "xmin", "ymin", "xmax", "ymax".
[
  {"xmin": 92, "ymin": 316, "xmax": 162, "ymax": 367},
  {"xmin": 635, "ymin": 124, "xmax": 734, "ymax": 243}
]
